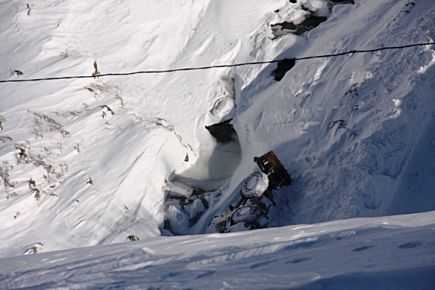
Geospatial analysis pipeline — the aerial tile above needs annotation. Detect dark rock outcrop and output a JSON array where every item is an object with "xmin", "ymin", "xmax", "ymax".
[
  {"xmin": 271, "ymin": 14, "xmax": 327, "ymax": 37},
  {"xmin": 205, "ymin": 119, "xmax": 236, "ymax": 143},
  {"xmin": 272, "ymin": 58, "xmax": 296, "ymax": 81}
]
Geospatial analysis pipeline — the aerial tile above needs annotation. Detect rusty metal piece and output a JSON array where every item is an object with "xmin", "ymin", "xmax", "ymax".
[{"xmin": 254, "ymin": 151, "xmax": 291, "ymax": 189}]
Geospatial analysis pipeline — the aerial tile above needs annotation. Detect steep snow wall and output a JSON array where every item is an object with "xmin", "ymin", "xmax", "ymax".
[
  {"xmin": 178, "ymin": 0, "xmax": 435, "ymax": 233},
  {"xmin": 229, "ymin": 0, "xmax": 435, "ymax": 226}
]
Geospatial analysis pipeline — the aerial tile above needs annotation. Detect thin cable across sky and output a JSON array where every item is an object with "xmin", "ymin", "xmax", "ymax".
[{"xmin": 0, "ymin": 42, "xmax": 434, "ymax": 84}]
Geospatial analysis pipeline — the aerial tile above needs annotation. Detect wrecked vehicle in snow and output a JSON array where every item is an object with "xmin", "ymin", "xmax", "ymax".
[
  {"xmin": 161, "ymin": 151, "xmax": 291, "ymax": 235},
  {"xmin": 161, "ymin": 181, "xmax": 216, "ymax": 235},
  {"xmin": 212, "ymin": 151, "xmax": 291, "ymax": 233},
  {"xmin": 254, "ymin": 151, "xmax": 292, "ymax": 189}
]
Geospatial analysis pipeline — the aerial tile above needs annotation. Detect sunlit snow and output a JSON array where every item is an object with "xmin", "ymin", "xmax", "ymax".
[{"xmin": 0, "ymin": 0, "xmax": 434, "ymax": 288}]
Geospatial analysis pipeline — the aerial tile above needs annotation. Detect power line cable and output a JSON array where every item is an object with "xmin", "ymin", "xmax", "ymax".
[{"xmin": 1, "ymin": 42, "xmax": 434, "ymax": 84}]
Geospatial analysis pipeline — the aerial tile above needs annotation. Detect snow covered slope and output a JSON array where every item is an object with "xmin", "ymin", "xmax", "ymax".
[
  {"xmin": 1, "ymin": 212, "xmax": 434, "ymax": 289},
  {"xmin": 231, "ymin": 0, "xmax": 435, "ymax": 226},
  {"xmin": 0, "ymin": 0, "xmax": 286, "ymax": 256},
  {"xmin": 0, "ymin": 0, "xmax": 434, "ymax": 276}
]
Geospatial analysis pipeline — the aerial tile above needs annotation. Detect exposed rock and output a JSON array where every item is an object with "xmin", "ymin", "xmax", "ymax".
[
  {"xmin": 127, "ymin": 235, "xmax": 139, "ymax": 242},
  {"xmin": 205, "ymin": 119, "xmax": 236, "ymax": 143},
  {"xmin": 271, "ymin": 14, "xmax": 327, "ymax": 37},
  {"xmin": 272, "ymin": 58, "xmax": 296, "ymax": 81},
  {"xmin": 271, "ymin": 0, "xmax": 354, "ymax": 39}
]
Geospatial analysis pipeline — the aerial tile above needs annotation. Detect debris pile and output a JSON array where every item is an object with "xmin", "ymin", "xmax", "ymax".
[
  {"xmin": 162, "ymin": 151, "xmax": 291, "ymax": 234},
  {"xmin": 212, "ymin": 151, "xmax": 292, "ymax": 232}
]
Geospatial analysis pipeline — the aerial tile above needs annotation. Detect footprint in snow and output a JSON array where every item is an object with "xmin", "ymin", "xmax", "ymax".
[
  {"xmin": 398, "ymin": 242, "xmax": 422, "ymax": 249},
  {"xmin": 195, "ymin": 270, "xmax": 216, "ymax": 279},
  {"xmin": 286, "ymin": 257, "xmax": 311, "ymax": 264},
  {"xmin": 162, "ymin": 271, "xmax": 182, "ymax": 280},
  {"xmin": 249, "ymin": 259, "xmax": 277, "ymax": 269},
  {"xmin": 352, "ymin": 245, "xmax": 376, "ymax": 252}
]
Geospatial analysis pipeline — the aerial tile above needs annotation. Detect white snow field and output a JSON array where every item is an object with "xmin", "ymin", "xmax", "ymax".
[
  {"xmin": 0, "ymin": 0, "xmax": 435, "ymax": 288},
  {"xmin": 1, "ymin": 212, "xmax": 435, "ymax": 289}
]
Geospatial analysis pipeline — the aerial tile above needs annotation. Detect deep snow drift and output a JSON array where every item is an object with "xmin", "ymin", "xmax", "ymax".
[{"xmin": 0, "ymin": 0, "xmax": 435, "ymax": 285}]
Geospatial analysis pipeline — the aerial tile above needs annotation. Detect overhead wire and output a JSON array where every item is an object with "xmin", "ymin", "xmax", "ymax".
[{"xmin": 0, "ymin": 42, "xmax": 434, "ymax": 84}]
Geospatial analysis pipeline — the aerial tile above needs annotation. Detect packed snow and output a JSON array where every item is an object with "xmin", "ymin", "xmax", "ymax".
[
  {"xmin": 0, "ymin": 0, "xmax": 434, "ymax": 288},
  {"xmin": 1, "ymin": 212, "xmax": 435, "ymax": 289}
]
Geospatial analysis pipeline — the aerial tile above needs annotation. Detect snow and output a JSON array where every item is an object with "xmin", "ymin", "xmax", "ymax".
[
  {"xmin": 0, "ymin": 211, "xmax": 434, "ymax": 289},
  {"xmin": 0, "ymin": 0, "xmax": 435, "ymax": 288}
]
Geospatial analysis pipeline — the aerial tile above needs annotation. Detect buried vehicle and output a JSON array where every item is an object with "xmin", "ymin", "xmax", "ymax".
[
  {"xmin": 161, "ymin": 151, "xmax": 291, "ymax": 235},
  {"xmin": 254, "ymin": 151, "xmax": 292, "ymax": 189},
  {"xmin": 212, "ymin": 151, "xmax": 291, "ymax": 232}
]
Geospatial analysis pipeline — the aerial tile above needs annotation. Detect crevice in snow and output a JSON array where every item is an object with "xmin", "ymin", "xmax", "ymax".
[{"xmin": 161, "ymin": 77, "xmax": 242, "ymax": 235}]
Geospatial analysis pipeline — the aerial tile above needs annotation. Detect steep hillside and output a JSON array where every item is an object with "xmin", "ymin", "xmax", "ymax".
[
  {"xmin": 234, "ymin": 0, "xmax": 435, "ymax": 225},
  {"xmin": 0, "ymin": 0, "xmax": 434, "ymax": 260}
]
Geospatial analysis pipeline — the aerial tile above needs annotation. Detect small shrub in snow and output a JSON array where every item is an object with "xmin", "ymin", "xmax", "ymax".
[
  {"xmin": 92, "ymin": 61, "xmax": 100, "ymax": 78},
  {"xmin": 26, "ymin": 4, "xmax": 32, "ymax": 16},
  {"xmin": 28, "ymin": 178, "xmax": 36, "ymax": 189},
  {"xmin": 6, "ymin": 192, "xmax": 18, "ymax": 199},
  {"xmin": 34, "ymin": 189, "xmax": 41, "ymax": 201},
  {"xmin": 24, "ymin": 242, "xmax": 44, "ymax": 255},
  {"xmin": 0, "ymin": 166, "xmax": 15, "ymax": 188},
  {"xmin": 127, "ymin": 235, "xmax": 139, "ymax": 242}
]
